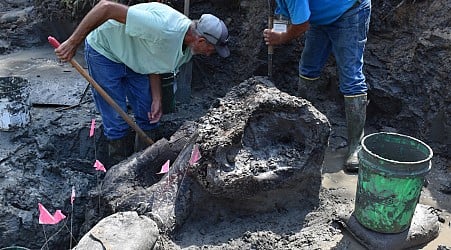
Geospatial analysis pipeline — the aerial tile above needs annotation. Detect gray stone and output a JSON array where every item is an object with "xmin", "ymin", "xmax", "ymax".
[
  {"xmin": 73, "ymin": 211, "xmax": 159, "ymax": 250},
  {"xmin": 193, "ymin": 76, "xmax": 331, "ymax": 211},
  {"xmin": 101, "ymin": 123, "xmax": 199, "ymax": 233},
  {"xmin": 338, "ymin": 204, "xmax": 440, "ymax": 249}
]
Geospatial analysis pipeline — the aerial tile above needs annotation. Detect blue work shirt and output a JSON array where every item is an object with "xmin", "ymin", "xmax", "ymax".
[
  {"xmin": 275, "ymin": 0, "xmax": 356, "ymax": 25},
  {"xmin": 86, "ymin": 2, "xmax": 192, "ymax": 75}
]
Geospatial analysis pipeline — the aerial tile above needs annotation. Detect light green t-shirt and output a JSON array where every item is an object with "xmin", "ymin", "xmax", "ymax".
[{"xmin": 86, "ymin": 2, "xmax": 192, "ymax": 75}]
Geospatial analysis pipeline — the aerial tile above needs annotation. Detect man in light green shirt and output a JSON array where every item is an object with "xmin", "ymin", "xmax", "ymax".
[{"xmin": 54, "ymin": 0, "xmax": 230, "ymax": 165}]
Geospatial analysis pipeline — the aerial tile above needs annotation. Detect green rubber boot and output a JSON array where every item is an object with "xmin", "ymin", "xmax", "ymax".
[
  {"xmin": 344, "ymin": 93, "xmax": 368, "ymax": 172},
  {"xmin": 108, "ymin": 134, "xmax": 134, "ymax": 166},
  {"xmin": 298, "ymin": 75, "xmax": 323, "ymax": 101}
]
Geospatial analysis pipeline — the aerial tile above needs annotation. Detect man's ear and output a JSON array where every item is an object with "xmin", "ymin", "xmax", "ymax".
[{"xmin": 198, "ymin": 37, "xmax": 207, "ymax": 44}]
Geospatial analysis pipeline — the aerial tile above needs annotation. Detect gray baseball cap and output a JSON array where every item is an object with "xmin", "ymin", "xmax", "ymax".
[{"xmin": 196, "ymin": 14, "xmax": 230, "ymax": 58}]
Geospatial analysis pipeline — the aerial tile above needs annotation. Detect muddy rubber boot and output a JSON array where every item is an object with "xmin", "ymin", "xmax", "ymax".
[
  {"xmin": 134, "ymin": 130, "xmax": 156, "ymax": 153},
  {"xmin": 344, "ymin": 93, "xmax": 368, "ymax": 173},
  {"xmin": 298, "ymin": 75, "xmax": 322, "ymax": 101},
  {"xmin": 108, "ymin": 135, "xmax": 134, "ymax": 166}
]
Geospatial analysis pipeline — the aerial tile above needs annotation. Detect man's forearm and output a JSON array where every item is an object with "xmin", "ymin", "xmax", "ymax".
[
  {"xmin": 150, "ymin": 74, "xmax": 162, "ymax": 103},
  {"xmin": 264, "ymin": 21, "xmax": 310, "ymax": 46},
  {"xmin": 67, "ymin": 0, "xmax": 128, "ymax": 46},
  {"xmin": 282, "ymin": 22, "xmax": 309, "ymax": 43}
]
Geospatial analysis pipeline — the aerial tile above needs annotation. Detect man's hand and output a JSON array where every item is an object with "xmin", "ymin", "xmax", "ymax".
[
  {"xmin": 148, "ymin": 100, "xmax": 162, "ymax": 124},
  {"xmin": 148, "ymin": 74, "xmax": 163, "ymax": 123},
  {"xmin": 263, "ymin": 22, "xmax": 309, "ymax": 46},
  {"xmin": 263, "ymin": 28, "xmax": 283, "ymax": 46},
  {"xmin": 55, "ymin": 39, "xmax": 78, "ymax": 62}
]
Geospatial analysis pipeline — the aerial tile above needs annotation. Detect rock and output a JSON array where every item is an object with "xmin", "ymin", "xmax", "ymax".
[
  {"xmin": 101, "ymin": 122, "xmax": 199, "ymax": 233},
  {"xmin": 0, "ymin": 7, "xmax": 33, "ymax": 24},
  {"xmin": 73, "ymin": 211, "xmax": 159, "ymax": 250},
  {"xmin": 193, "ymin": 76, "xmax": 331, "ymax": 211},
  {"xmin": 338, "ymin": 204, "xmax": 440, "ymax": 249}
]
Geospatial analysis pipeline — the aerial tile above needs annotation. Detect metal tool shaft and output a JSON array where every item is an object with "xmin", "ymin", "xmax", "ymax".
[
  {"xmin": 268, "ymin": 15, "xmax": 274, "ymax": 78},
  {"xmin": 267, "ymin": 0, "xmax": 274, "ymax": 78}
]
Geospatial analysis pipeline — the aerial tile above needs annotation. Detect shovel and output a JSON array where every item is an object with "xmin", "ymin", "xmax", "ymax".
[
  {"xmin": 268, "ymin": 15, "xmax": 274, "ymax": 78},
  {"xmin": 48, "ymin": 36, "xmax": 154, "ymax": 146},
  {"xmin": 184, "ymin": 0, "xmax": 190, "ymax": 16},
  {"xmin": 267, "ymin": 0, "xmax": 274, "ymax": 78}
]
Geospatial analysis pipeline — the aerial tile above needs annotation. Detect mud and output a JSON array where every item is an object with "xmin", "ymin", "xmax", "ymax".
[
  {"xmin": 0, "ymin": 0, "xmax": 450, "ymax": 249},
  {"xmin": 339, "ymin": 204, "xmax": 440, "ymax": 249},
  {"xmin": 0, "ymin": 77, "xmax": 31, "ymax": 130},
  {"xmin": 193, "ymin": 77, "xmax": 330, "ymax": 204}
]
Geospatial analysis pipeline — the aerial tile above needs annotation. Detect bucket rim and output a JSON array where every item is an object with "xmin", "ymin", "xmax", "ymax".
[{"xmin": 361, "ymin": 132, "xmax": 433, "ymax": 165}]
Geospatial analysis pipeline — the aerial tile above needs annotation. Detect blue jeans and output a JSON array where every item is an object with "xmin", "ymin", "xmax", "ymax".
[
  {"xmin": 85, "ymin": 41, "xmax": 158, "ymax": 140},
  {"xmin": 299, "ymin": 0, "xmax": 371, "ymax": 95}
]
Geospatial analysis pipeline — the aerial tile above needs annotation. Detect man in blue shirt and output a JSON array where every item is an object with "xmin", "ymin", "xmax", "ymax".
[
  {"xmin": 54, "ymin": 0, "xmax": 230, "ymax": 165},
  {"xmin": 264, "ymin": 0, "xmax": 371, "ymax": 172}
]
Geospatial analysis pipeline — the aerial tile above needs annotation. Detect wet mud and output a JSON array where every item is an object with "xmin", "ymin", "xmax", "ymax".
[
  {"xmin": 0, "ymin": 0, "xmax": 450, "ymax": 249},
  {"xmin": 0, "ymin": 77, "xmax": 31, "ymax": 130}
]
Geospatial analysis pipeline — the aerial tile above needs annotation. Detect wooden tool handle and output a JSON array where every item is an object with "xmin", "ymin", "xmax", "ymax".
[
  {"xmin": 48, "ymin": 36, "xmax": 154, "ymax": 146},
  {"xmin": 268, "ymin": 15, "xmax": 274, "ymax": 55}
]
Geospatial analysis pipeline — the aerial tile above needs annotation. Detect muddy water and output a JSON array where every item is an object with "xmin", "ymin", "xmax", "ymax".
[
  {"xmin": 322, "ymin": 148, "xmax": 451, "ymax": 249},
  {"xmin": 0, "ymin": 76, "xmax": 31, "ymax": 130}
]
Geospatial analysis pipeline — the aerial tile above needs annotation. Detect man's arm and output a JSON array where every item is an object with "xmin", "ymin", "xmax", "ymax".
[
  {"xmin": 55, "ymin": 0, "xmax": 128, "ymax": 61},
  {"xmin": 148, "ymin": 74, "xmax": 163, "ymax": 124},
  {"xmin": 263, "ymin": 22, "xmax": 309, "ymax": 46}
]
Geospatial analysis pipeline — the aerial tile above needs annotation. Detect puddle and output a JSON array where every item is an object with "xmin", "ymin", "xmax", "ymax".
[
  {"xmin": 0, "ymin": 46, "xmax": 88, "ymax": 106},
  {"xmin": 0, "ymin": 76, "xmax": 31, "ymax": 130}
]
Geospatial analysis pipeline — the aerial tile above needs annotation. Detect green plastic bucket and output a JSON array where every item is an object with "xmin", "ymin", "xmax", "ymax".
[{"xmin": 354, "ymin": 132, "xmax": 433, "ymax": 233}]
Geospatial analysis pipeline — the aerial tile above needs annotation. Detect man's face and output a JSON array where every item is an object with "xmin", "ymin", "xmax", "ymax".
[{"xmin": 191, "ymin": 37, "xmax": 216, "ymax": 56}]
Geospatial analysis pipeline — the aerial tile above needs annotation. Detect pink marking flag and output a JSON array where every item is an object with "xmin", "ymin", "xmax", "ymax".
[
  {"xmin": 38, "ymin": 203, "xmax": 66, "ymax": 225},
  {"xmin": 157, "ymin": 160, "xmax": 170, "ymax": 174},
  {"xmin": 189, "ymin": 144, "xmax": 201, "ymax": 166},
  {"xmin": 89, "ymin": 119, "xmax": 96, "ymax": 137},
  {"xmin": 70, "ymin": 186, "xmax": 75, "ymax": 205},
  {"xmin": 93, "ymin": 160, "xmax": 106, "ymax": 172}
]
